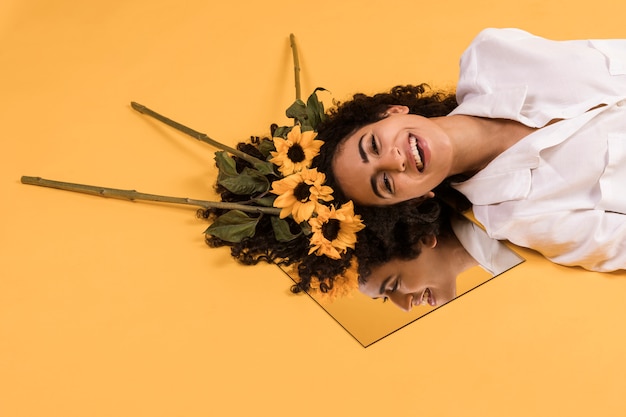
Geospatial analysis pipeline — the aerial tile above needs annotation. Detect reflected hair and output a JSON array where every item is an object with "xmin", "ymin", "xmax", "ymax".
[{"xmin": 354, "ymin": 199, "xmax": 455, "ymax": 285}]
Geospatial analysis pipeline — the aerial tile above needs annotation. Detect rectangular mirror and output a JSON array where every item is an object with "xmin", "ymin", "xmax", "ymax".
[{"xmin": 282, "ymin": 213, "xmax": 525, "ymax": 347}]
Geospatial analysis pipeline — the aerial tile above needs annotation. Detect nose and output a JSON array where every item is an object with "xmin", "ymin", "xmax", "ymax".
[
  {"xmin": 389, "ymin": 292, "xmax": 413, "ymax": 312},
  {"xmin": 380, "ymin": 147, "xmax": 405, "ymax": 172}
]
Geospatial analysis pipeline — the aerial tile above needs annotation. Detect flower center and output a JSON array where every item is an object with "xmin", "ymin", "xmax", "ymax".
[
  {"xmin": 287, "ymin": 144, "xmax": 306, "ymax": 163},
  {"xmin": 321, "ymin": 219, "xmax": 341, "ymax": 241},
  {"xmin": 293, "ymin": 182, "xmax": 311, "ymax": 202}
]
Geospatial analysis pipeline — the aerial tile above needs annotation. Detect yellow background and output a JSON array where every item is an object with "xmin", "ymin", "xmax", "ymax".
[{"xmin": 2, "ymin": 1, "xmax": 626, "ymax": 416}]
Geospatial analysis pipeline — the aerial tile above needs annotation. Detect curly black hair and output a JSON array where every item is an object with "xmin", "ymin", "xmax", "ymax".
[
  {"xmin": 311, "ymin": 84, "xmax": 460, "ymax": 207},
  {"xmin": 353, "ymin": 199, "xmax": 455, "ymax": 285}
]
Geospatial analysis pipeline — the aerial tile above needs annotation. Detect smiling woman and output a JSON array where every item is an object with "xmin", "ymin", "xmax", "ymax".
[
  {"xmin": 331, "ymin": 104, "xmax": 453, "ymax": 205},
  {"xmin": 312, "ymin": 28, "xmax": 626, "ymax": 273},
  {"xmin": 357, "ymin": 220, "xmax": 471, "ymax": 311},
  {"xmin": 354, "ymin": 200, "xmax": 522, "ymax": 312},
  {"xmin": 312, "ymin": 84, "xmax": 458, "ymax": 206}
]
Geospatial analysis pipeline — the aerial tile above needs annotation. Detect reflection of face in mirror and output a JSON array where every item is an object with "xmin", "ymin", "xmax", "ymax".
[
  {"xmin": 296, "ymin": 199, "xmax": 524, "ymax": 346},
  {"xmin": 359, "ymin": 233, "xmax": 477, "ymax": 311},
  {"xmin": 356, "ymin": 207, "xmax": 524, "ymax": 313}
]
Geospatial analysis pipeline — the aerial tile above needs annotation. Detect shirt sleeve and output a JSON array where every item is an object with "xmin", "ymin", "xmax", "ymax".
[
  {"xmin": 486, "ymin": 208, "xmax": 626, "ymax": 272},
  {"xmin": 453, "ymin": 28, "xmax": 626, "ymax": 127}
]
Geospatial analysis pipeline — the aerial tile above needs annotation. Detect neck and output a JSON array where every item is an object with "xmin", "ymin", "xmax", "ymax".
[
  {"xmin": 438, "ymin": 232, "xmax": 479, "ymax": 274},
  {"xmin": 432, "ymin": 115, "xmax": 535, "ymax": 176}
]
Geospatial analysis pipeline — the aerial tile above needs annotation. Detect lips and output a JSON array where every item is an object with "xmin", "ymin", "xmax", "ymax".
[
  {"xmin": 409, "ymin": 135, "xmax": 424, "ymax": 172},
  {"xmin": 416, "ymin": 288, "xmax": 436, "ymax": 307}
]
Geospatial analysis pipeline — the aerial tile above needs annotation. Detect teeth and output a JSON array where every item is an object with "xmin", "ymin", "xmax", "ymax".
[
  {"xmin": 420, "ymin": 288, "xmax": 431, "ymax": 305},
  {"xmin": 409, "ymin": 136, "xmax": 424, "ymax": 171}
]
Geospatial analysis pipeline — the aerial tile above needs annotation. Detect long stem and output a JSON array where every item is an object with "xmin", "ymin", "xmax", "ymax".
[
  {"xmin": 289, "ymin": 33, "xmax": 301, "ymax": 102},
  {"xmin": 130, "ymin": 102, "xmax": 267, "ymax": 167},
  {"xmin": 21, "ymin": 176, "xmax": 282, "ymax": 215}
]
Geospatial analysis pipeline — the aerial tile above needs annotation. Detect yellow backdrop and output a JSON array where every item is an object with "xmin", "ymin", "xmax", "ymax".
[{"xmin": 2, "ymin": 1, "xmax": 626, "ymax": 416}]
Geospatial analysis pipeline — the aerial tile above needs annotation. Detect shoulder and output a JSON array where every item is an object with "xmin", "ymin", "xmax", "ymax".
[
  {"xmin": 470, "ymin": 27, "xmax": 534, "ymax": 44},
  {"xmin": 457, "ymin": 28, "xmax": 540, "ymax": 76},
  {"xmin": 463, "ymin": 28, "xmax": 536, "ymax": 54}
]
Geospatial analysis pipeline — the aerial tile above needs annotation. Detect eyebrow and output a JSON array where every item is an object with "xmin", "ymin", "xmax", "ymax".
[
  {"xmin": 359, "ymin": 134, "xmax": 386, "ymax": 200},
  {"xmin": 357, "ymin": 134, "xmax": 369, "ymax": 163},
  {"xmin": 370, "ymin": 177, "xmax": 385, "ymax": 199},
  {"xmin": 378, "ymin": 275, "xmax": 393, "ymax": 296}
]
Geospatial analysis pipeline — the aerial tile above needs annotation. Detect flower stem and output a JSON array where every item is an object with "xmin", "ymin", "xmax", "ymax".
[
  {"xmin": 20, "ymin": 176, "xmax": 282, "ymax": 215},
  {"xmin": 130, "ymin": 102, "xmax": 267, "ymax": 167},
  {"xmin": 289, "ymin": 33, "xmax": 301, "ymax": 102}
]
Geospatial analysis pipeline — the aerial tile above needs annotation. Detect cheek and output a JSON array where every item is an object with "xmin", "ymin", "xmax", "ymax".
[
  {"xmin": 402, "ymin": 271, "xmax": 426, "ymax": 290},
  {"xmin": 400, "ymin": 170, "xmax": 447, "ymax": 199},
  {"xmin": 434, "ymin": 274, "xmax": 457, "ymax": 297}
]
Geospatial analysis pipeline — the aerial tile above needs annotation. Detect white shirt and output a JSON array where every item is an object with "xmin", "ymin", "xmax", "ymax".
[
  {"xmin": 449, "ymin": 28, "xmax": 626, "ymax": 272},
  {"xmin": 450, "ymin": 216, "xmax": 523, "ymax": 276}
]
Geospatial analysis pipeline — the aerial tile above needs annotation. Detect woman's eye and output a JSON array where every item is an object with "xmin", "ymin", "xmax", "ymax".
[
  {"xmin": 391, "ymin": 280, "xmax": 399, "ymax": 293},
  {"xmin": 383, "ymin": 173, "xmax": 393, "ymax": 193},
  {"xmin": 382, "ymin": 297, "xmax": 388, "ymax": 303},
  {"xmin": 370, "ymin": 136, "xmax": 379, "ymax": 155}
]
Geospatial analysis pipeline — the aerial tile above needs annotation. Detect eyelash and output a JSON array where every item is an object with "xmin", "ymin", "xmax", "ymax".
[
  {"xmin": 370, "ymin": 136, "xmax": 379, "ymax": 155},
  {"xmin": 382, "ymin": 173, "xmax": 392, "ymax": 193},
  {"xmin": 371, "ymin": 135, "xmax": 393, "ymax": 195},
  {"xmin": 382, "ymin": 280, "xmax": 399, "ymax": 303}
]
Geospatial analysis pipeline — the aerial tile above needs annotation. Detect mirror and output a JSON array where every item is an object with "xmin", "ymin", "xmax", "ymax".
[{"xmin": 283, "ymin": 212, "xmax": 524, "ymax": 347}]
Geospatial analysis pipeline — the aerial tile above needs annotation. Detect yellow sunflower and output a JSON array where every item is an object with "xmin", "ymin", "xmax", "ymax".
[
  {"xmin": 308, "ymin": 201, "xmax": 365, "ymax": 259},
  {"xmin": 270, "ymin": 168, "xmax": 333, "ymax": 223},
  {"xmin": 269, "ymin": 125, "xmax": 324, "ymax": 176}
]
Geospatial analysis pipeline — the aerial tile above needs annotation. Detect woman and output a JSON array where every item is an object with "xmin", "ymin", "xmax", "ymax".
[
  {"xmin": 313, "ymin": 28, "xmax": 626, "ymax": 272},
  {"xmin": 356, "ymin": 201, "xmax": 522, "ymax": 311}
]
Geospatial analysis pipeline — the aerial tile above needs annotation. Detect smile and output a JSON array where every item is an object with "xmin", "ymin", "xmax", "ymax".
[
  {"xmin": 409, "ymin": 135, "xmax": 424, "ymax": 172},
  {"xmin": 416, "ymin": 288, "xmax": 436, "ymax": 306}
]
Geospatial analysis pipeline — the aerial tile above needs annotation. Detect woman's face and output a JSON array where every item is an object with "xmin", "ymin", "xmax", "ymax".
[
  {"xmin": 359, "ymin": 237, "xmax": 457, "ymax": 312},
  {"xmin": 331, "ymin": 106, "xmax": 453, "ymax": 206}
]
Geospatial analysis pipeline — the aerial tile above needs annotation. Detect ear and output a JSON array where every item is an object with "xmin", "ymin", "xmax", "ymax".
[
  {"xmin": 420, "ymin": 234, "xmax": 438, "ymax": 249},
  {"xmin": 384, "ymin": 105, "xmax": 409, "ymax": 116}
]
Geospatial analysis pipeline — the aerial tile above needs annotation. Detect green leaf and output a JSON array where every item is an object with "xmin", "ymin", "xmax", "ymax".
[
  {"xmin": 218, "ymin": 167, "xmax": 269, "ymax": 195},
  {"xmin": 285, "ymin": 99, "xmax": 308, "ymax": 124},
  {"xmin": 253, "ymin": 194, "xmax": 277, "ymax": 207},
  {"xmin": 205, "ymin": 210, "xmax": 259, "ymax": 242},
  {"xmin": 257, "ymin": 138, "xmax": 276, "ymax": 158},
  {"xmin": 299, "ymin": 221, "xmax": 312, "ymax": 236},
  {"xmin": 271, "ymin": 216, "xmax": 301, "ymax": 242},
  {"xmin": 306, "ymin": 88, "xmax": 328, "ymax": 130},
  {"xmin": 272, "ymin": 125, "xmax": 292, "ymax": 139},
  {"xmin": 253, "ymin": 160, "xmax": 277, "ymax": 176},
  {"xmin": 215, "ymin": 151, "xmax": 239, "ymax": 185},
  {"xmin": 215, "ymin": 151, "xmax": 238, "ymax": 176}
]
